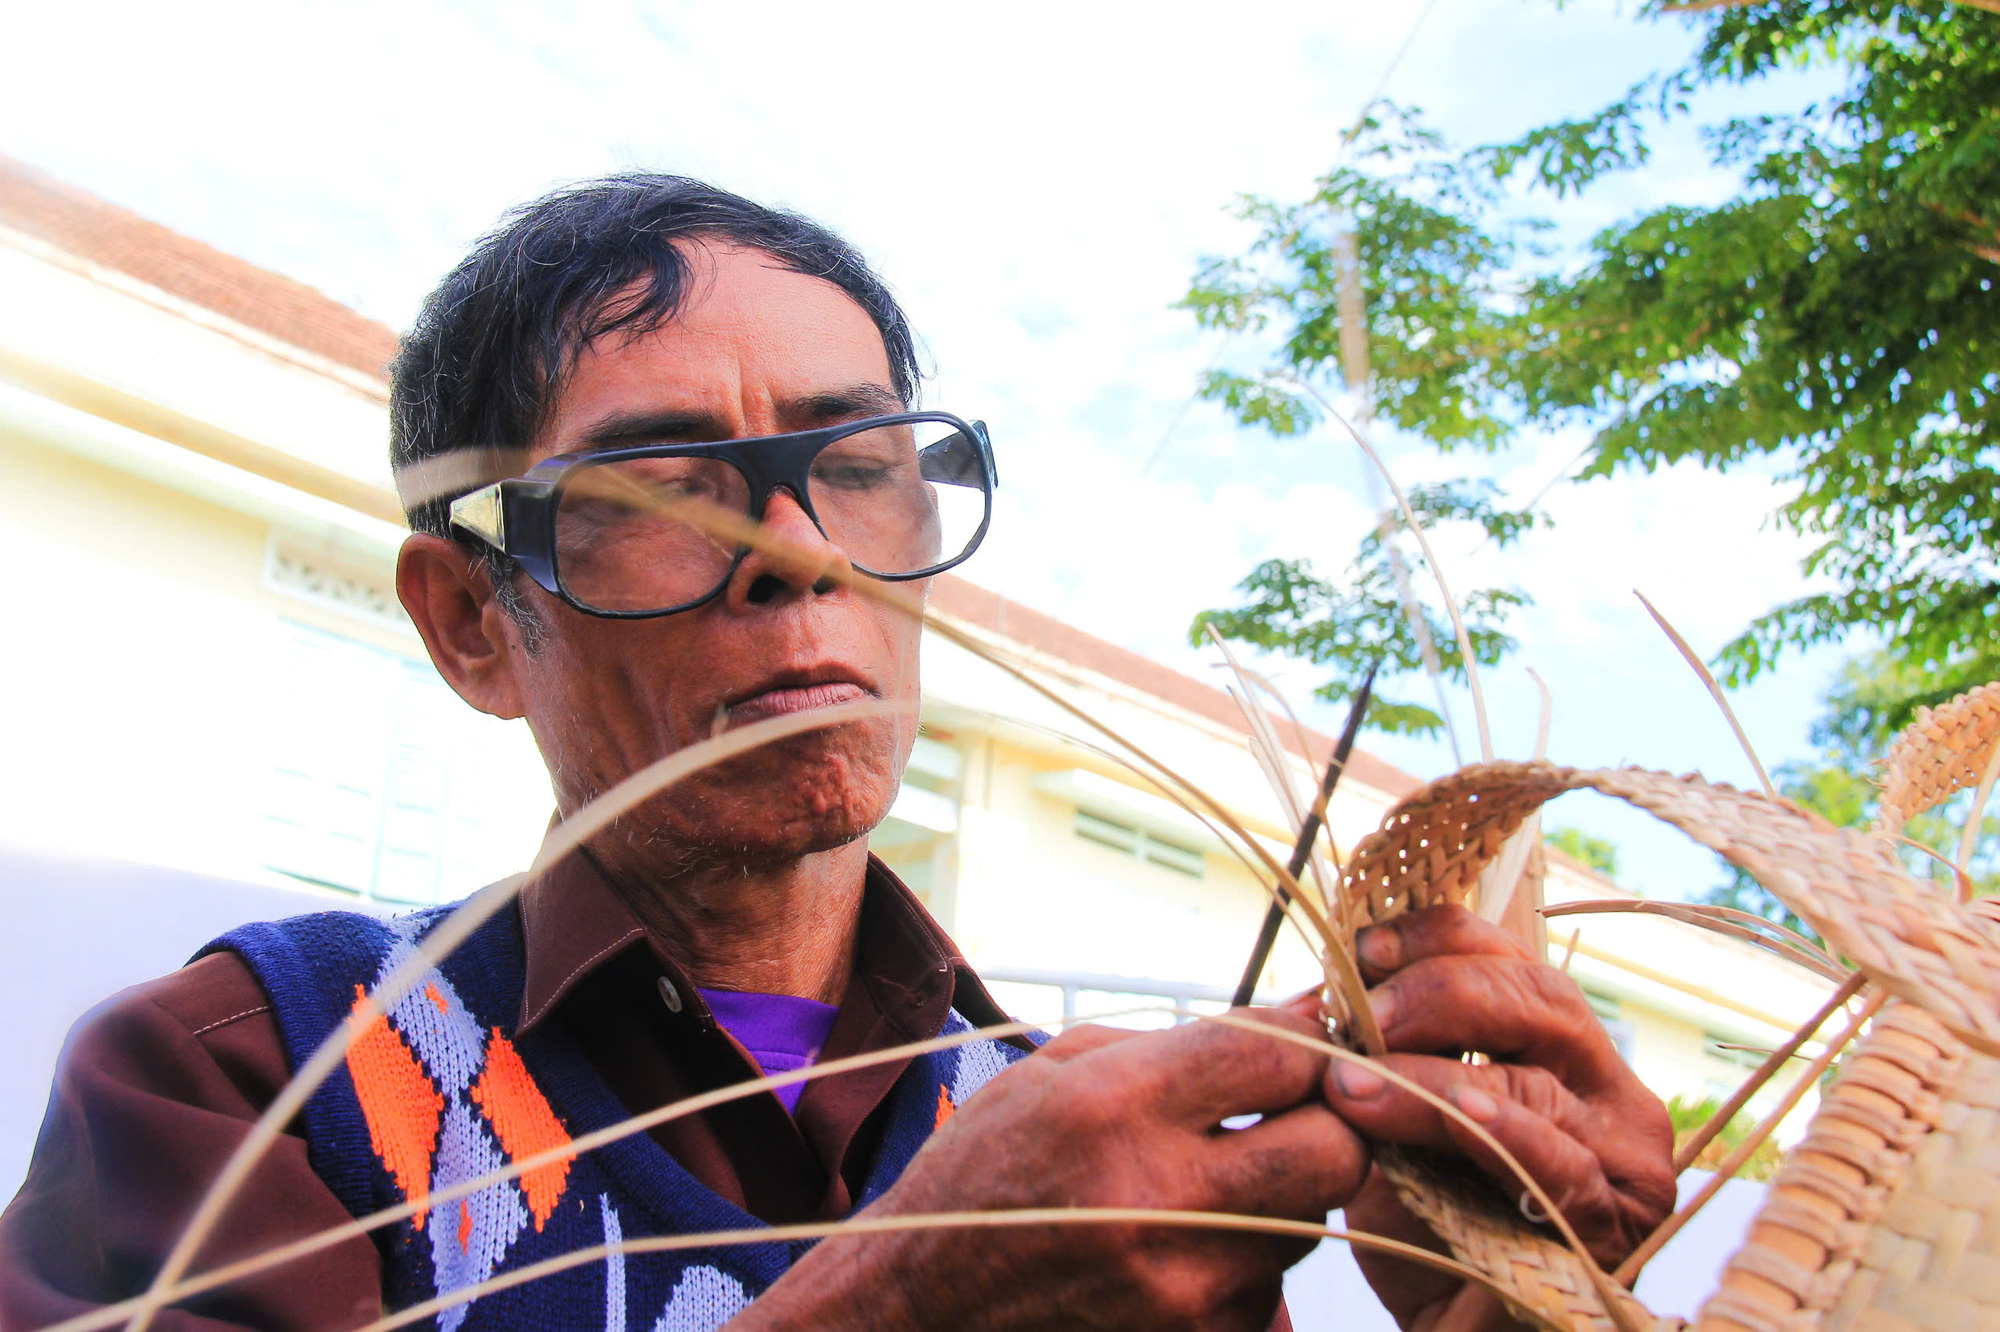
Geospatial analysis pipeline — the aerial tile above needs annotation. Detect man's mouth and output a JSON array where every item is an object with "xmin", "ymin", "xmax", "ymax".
[{"xmin": 713, "ymin": 675, "xmax": 873, "ymax": 734}]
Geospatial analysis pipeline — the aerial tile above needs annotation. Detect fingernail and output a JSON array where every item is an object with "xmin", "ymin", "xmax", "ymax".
[
  {"xmin": 1280, "ymin": 987, "xmax": 1326, "ymax": 1017},
  {"xmin": 1366, "ymin": 989, "xmax": 1396, "ymax": 1033},
  {"xmin": 1452, "ymin": 1086, "xmax": 1499, "ymax": 1122},
  {"xmin": 1334, "ymin": 1062, "xmax": 1387, "ymax": 1100},
  {"xmin": 1358, "ymin": 926, "xmax": 1402, "ymax": 972}
]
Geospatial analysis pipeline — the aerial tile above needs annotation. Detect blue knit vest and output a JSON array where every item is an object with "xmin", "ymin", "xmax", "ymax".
[{"xmin": 204, "ymin": 903, "xmax": 1033, "ymax": 1331}]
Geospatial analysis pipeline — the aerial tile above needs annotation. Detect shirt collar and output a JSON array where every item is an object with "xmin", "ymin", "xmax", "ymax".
[
  {"xmin": 515, "ymin": 848, "xmax": 998, "ymax": 1037},
  {"xmin": 516, "ymin": 849, "xmax": 648, "ymax": 1034}
]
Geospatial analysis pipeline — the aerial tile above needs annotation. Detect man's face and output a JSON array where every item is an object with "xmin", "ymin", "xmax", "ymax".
[{"xmin": 502, "ymin": 243, "xmax": 924, "ymax": 872}]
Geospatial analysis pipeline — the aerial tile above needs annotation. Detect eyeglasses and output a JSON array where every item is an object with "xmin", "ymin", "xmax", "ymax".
[{"xmin": 448, "ymin": 411, "xmax": 995, "ymax": 618}]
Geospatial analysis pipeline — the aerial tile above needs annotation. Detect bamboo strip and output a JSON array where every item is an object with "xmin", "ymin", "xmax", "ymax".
[
  {"xmin": 1671, "ymin": 973, "xmax": 1866, "ymax": 1174},
  {"xmin": 98, "ymin": 1005, "xmax": 1606, "ymax": 1332},
  {"xmin": 1633, "ymin": 592, "xmax": 1775, "ymax": 800},
  {"xmin": 1289, "ymin": 375, "xmax": 1495, "ymax": 764},
  {"xmin": 357, "ymin": 1210, "xmax": 1551, "ymax": 1332},
  {"xmin": 1614, "ymin": 992, "xmax": 1885, "ymax": 1285},
  {"xmin": 1542, "ymin": 901, "xmax": 1845, "ymax": 984},
  {"xmin": 53, "ymin": 1010, "xmax": 1155, "ymax": 1332},
  {"xmin": 1954, "ymin": 734, "xmax": 2000, "ymax": 899}
]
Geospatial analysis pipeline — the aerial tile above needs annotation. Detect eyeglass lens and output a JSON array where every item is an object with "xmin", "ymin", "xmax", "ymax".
[{"xmin": 552, "ymin": 418, "xmax": 987, "ymax": 614}]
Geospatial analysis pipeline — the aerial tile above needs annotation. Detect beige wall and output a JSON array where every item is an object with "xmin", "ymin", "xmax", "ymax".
[
  {"xmin": 0, "ymin": 424, "xmax": 550, "ymax": 899},
  {"xmin": 944, "ymin": 728, "xmax": 1326, "ymax": 1001}
]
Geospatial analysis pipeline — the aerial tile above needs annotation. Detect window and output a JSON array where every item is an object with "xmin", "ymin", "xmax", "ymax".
[
  {"xmin": 262, "ymin": 622, "xmax": 547, "ymax": 904},
  {"xmin": 1072, "ymin": 810, "xmax": 1206, "ymax": 878}
]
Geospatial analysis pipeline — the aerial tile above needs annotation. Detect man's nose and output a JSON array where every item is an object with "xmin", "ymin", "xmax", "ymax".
[{"xmin": 724, "ymin": 488, "xmax": 851, "ymax": 608}]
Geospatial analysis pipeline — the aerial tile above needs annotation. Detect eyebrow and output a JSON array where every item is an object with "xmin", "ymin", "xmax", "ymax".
[
  {"xmin": 570, "ymin": 383, "xmax": 907, "ymax": 451},
  {"xmin": 787, "ymin": 384, "xmax": 907, "ymax": 421}
]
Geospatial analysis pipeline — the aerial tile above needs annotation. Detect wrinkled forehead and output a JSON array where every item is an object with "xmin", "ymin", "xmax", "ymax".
[
  {"xmin": 533, "ymin": 245, "xmax": 901, "ymax": 464},
  {"xmin": 392, "ymin": 244, "xmax": 904, "ymax": 514}
]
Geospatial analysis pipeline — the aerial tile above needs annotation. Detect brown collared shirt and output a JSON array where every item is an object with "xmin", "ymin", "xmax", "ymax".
[{"xmin": 0, "ymin": 855, "xmax": 1018, "ymax": 1330}]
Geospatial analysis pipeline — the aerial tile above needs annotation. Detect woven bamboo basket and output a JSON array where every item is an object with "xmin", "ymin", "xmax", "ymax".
[
  {"xmin": 1331, "ymin": 685, "xmax": 2000, "ymax": 1332},
  {"xmin": 1875, "ymin": 681, "xmax": 2000, "ymax": 844}
]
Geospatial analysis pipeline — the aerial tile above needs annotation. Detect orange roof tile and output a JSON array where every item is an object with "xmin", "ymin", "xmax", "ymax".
[
  {"xmin": 931, "ymin": 577, "xmax": 1416, "ymax": 798},
  {"xmin": 0, "ymin": 154, "xmax": 401, "ymax": 382}
]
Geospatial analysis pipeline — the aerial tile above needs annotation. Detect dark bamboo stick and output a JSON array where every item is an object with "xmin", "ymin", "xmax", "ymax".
[{"xmin": 1231, "ymin": 662, "xmax": 1378, "ymax": 1007}]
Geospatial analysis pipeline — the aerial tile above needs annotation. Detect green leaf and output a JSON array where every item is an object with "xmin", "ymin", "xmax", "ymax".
[
  {"xmin": 1187, "ymin": 480, "xmax": 1539, "ymax": 737},
  {"xmin": 1182, "ymin": 3, "xmax": 2000, "ymax": 735},
  {"xmin": 1547, "ymin": 826, "xmax": 1620, "ymax": 876}
]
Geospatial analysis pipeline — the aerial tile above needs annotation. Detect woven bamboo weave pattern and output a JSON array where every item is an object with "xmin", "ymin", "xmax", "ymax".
[
  {"xmin": 1376, "ymin": 1148, "xmax": 1675, "ymax": 1332},
  {"xmin": 1693, "ymin": 999, "xmax": 2000, "ymax": 1332},
  {"xmin": 1335, "ymin": 763, "xmax": 2000, "ymax": 1058},
  {"xmin": 1316, "ymin": 689, "xmax": 2000, "ymax": 1332},
  {"xmin": 1875, "ymin": 683, "xmax": 2000, "ymax": 842}
]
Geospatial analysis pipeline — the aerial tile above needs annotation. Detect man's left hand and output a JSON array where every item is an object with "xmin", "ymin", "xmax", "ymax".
[{"xmin": 1324, "ymin": 905, "xmax": 1676, "ymax": 1326}]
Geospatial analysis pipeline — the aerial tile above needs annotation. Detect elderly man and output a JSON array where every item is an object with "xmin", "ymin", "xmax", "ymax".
[{"xmin": 0, "ymin": 175, "xmax": 1673, "ymax": 1331}]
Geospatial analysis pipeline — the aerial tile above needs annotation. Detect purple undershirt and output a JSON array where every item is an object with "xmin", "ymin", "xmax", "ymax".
[{"xmin": 697, "ymin": 987, "xmax": 840, "ymax": 1114}]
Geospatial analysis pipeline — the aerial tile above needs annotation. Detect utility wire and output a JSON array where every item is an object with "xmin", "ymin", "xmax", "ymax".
[{"xmin": 1347, "ymin": 0, "xmax": 1448, "ymax": 144}]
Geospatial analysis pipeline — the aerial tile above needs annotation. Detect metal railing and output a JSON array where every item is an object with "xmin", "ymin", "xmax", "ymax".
[{"xmin": 977, "ymin": 966, "xmax": 1278, "ymax": 1021}]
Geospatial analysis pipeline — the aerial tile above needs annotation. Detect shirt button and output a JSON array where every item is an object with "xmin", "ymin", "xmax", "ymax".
[{"xmin": 657, "ymin": 975, "xmax": 683, "ymax": 1013}]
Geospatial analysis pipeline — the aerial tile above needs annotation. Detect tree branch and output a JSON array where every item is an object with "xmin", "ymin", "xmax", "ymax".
[{"xmin": 1923, "ymin": 201, "xmax": 2000, "ymax": 265}]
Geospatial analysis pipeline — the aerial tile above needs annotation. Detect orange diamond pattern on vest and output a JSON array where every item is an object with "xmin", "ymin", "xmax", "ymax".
[
  {"xmin": 344, "ymin": 983, "xmax": 444, "ymax": 1228},
  {"xmin": 469, "ymin": 1031, "xmax": 574, "ymax": 1231}
]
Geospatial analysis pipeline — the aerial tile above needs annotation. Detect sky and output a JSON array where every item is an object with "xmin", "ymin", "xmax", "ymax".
[{"xmin": 2, "ymin": 0, "xmax": 1857, "ymax": 899}]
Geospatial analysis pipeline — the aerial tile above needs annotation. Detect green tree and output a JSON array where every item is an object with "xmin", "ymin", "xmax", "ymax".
[
  {"xmin": 1547, "ymin": 826, "xmax": 1621, "ymax": 877},
  {"xmin": 1184, "ymin": 1, "xmax": 2000, "ymax": 730},
  {"xmin": 1187, "ymin": 479, "xmax": 1540, "ymax": 733}
]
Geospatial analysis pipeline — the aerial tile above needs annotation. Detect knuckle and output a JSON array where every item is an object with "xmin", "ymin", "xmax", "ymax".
[
  {"xmin": 1570, "ymin": 1179, "xmax": 1628, "ymax": 1256},
  {"xmin": 1524, "ymin": 959, "xmax": 1595, "ymax": 1019},
  {"xmin": 1613, "ymin": 1103, "xmax": 1680, "ymax": 1226},
  {"xmin": 1405, "ymin": 904, "xmax": 1470, "ymax": 958},
  {"xmin": 1520, "ymin": 965, "xmax": 1621, "ymax": 1062},
  {"xmin": 1629, "ymin": 1165, "xmax": 1677, "ymax": 1231},
  {"xmin": 1387, "ymin": 959, "xmax": 1471, "ymax": 1020},
  {"xmin": 1426, "ymin": 902, "xmax": 1532, "ymax": 958},
  {"xmin": 989, "ymin": 1051, "xmax": 1061, "ymax": 1107},
  {"xmin": 1218, "ymin": 1019, "xmax": 1322, "ymax": 1093},
  {"xmin": 1040, "ymin": 1023, "xmax": 1125, "ymax": 1058},
  {"xmin": 1246, "ymin": 1123, "xmax": 1366, "ymax": 1211},
  {"xmin": 1498, "ymin": 1063, "xmax": 1575, "ymax": 1122},
  {"xmin": 1169, "ymin": 1016, "xmax": 1244, "ymax": 1073},
  {"xmin": 1629, "ymin": 1088, "xmax": 1675, "ymax": 1154},
  {"xmin": 1426, "ymin": 902, "xmax": 1478, "ymax": 933},
  {"xmin": 1113, "ymin": 1242, "xmax": 1189, "ymax": 1322}
]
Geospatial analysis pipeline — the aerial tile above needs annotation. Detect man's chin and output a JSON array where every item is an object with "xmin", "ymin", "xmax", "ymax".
[
  {"xmin": 622, "ymin": 783, "xmax": 893, "ymax": 871},
  {"xmin": 754, "ymin": 790, "xmax": 892, "ymax": 855}
]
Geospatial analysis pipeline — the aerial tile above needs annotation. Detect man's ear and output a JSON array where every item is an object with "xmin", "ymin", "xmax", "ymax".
[{"xmin": 397, "ymin": 534, "xmax": 529, "ymax": 721}]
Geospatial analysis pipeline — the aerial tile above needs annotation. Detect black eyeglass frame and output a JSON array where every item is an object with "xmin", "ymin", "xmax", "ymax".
[{"xmin": 447, "ymin": 410, "xmax": 996, "ymax": 619}]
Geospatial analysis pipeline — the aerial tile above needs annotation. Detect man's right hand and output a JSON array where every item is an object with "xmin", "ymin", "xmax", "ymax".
[{"xmin": 740, "ymin": 1006, "xmax": 1368, "ymax": 1331}]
